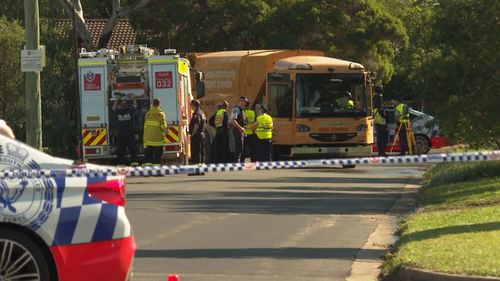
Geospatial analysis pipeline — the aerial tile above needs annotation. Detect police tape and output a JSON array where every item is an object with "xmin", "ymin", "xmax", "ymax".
[{"xmin": 1, "ymin": 150, "xmax": 500, "ymax": 179}]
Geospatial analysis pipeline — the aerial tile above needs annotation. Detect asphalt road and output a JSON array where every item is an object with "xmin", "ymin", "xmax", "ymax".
[{"xmin": 125, "ymin": 165, "xmax": 424, "ymax": 281}]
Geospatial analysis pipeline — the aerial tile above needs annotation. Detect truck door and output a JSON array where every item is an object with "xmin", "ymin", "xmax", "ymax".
[
  {"xmin": 148, "ymin": 57, "xmax": 182, "ymax": 156},
  {"xmin": 78, "ymin": 58, "xmax": 109, "ymax": 158}
]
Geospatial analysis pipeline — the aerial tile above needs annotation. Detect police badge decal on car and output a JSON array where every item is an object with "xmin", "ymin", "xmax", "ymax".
[{"xmin": 0, "ymin": 143, "xmax": 53, "ymax": 230}]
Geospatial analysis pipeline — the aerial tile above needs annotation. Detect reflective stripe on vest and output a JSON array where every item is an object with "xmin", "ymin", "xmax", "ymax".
[
  {"xmin": 215, "ymin": 109, "xmax": 226, "ymax": 128},
  {"xmin": 374, "ymin": 109, "xmax": 386, "ymax": 125},
  {"xmin": 244, "ymin": 109, "xmax": 256, "ymax": 135},
  {"xmin": 255, "ymin": 113, "xmax": 273, "ymax": 140}
]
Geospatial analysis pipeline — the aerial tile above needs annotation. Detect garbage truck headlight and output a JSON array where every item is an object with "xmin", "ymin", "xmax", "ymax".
[{"xmin": 296, "ymin": 124, "xmax": 311, "ymax": 132}]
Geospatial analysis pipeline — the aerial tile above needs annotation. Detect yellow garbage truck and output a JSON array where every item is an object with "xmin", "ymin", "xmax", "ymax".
[{"xmin": 191, "ymin": 50, "xmax": 375, "ymax": 162}]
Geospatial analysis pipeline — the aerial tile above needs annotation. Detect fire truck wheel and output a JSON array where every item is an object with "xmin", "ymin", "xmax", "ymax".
[{"xmin": 342, "ymin": 164, "xmax": 356, "ymax": 169}]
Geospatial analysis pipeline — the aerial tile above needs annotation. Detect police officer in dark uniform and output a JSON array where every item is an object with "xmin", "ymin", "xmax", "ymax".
[
  {"xmin": 112, "ymin": 93, "xmax": 138, "ymax": 166},
  {"xmin": 373, "ymin": 88, "xmax": 388, "ymax": 156},
  {"xmin": 230, "ymin": 96, "xmax": 248, "ymax": 163},
  {"xmin": 189, "ymin": 99, "xmax": 207, "ymax": 164}
]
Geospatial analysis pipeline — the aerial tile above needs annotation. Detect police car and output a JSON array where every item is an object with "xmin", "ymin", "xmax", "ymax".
[{"xmin": 0, "ymin": 134, "xmax": 135, "ymax": 281}]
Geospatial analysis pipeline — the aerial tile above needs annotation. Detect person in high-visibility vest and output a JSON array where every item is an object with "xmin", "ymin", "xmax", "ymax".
[
  {"xmin": 392, "ymin": 97, "xmax": 410, "ymax": 155},
  {"xmin": 335, "ymin": 91, "xmax": 355, "ymax": 109},
  {"xmin": 252, "ymin": 104, "xmax": 273, "ymax": 162},
  {"xmin": 373, "ymin": 106, "xmax": 388, "ymax": 156},
  {"xmin": 243, "ymin": 101, "xmax": 257, "ymax": 162},
  {"xmin": 143, "ymin": 98, "xmax": 167, "ymax": 165},
  {"xmin": 212, "ymin": 101, "xmax": 230, "ymax": 163}
]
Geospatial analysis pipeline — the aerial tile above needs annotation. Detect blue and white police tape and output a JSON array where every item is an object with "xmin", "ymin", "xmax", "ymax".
[{"xmin": 1, "ymin": 150, "xmax": 499, "ymax": 179}]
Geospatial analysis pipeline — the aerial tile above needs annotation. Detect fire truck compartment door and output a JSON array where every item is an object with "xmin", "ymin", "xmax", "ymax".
[
  {"xmin": 149, "ymin": 62, "xmax": 179, "ymax": 123},
  {"xmin": 79, "ymin": 61, "xmax": 108, "ymax": 126}
]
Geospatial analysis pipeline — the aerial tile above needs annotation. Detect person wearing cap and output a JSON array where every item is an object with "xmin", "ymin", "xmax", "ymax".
[
  {"xmin": 0, "ymin": 119, "xmax": 15, "ymax": 139},
  {"xmin": 229, "ymin": 96, "xmax": 248, "ymax": 163},
  {"xmin": 213, "ymin": 101, "xmax": 230, "ymax": 163},
  {"xmin": 252, "ymin": 104, "xmax": 273, "ymax": 162},
  {"xmin": 143, "ymin": 98, "xmax": 167, "ymax": 165},
  {"xmin": 243, "ymin": 101, "xmax": 257, "ymax": 162},
  {"xmin": 189, "ymin": 99, "xmax": 207, "ymax": 164},
  {"xmin": 113, "ymin": 93, "xmax": 139, "ymax": 166}
]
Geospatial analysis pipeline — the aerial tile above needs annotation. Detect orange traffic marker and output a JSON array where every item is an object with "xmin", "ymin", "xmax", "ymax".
[{"xmin": 167, "ymin": 274, "xmax": 180, "ymax": 281}]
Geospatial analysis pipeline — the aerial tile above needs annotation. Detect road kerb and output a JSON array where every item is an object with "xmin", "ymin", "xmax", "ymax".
[{"xmin": 346, "ymin": 178, "xmax": 422, "ymax": 281}]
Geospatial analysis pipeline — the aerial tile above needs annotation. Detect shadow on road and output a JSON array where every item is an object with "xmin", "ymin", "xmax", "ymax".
[
  {"xmin": 127, "ymin": 186, "xmax": 403, "ymax": 215},
  {"xmin": 399, "ymin": 221, "xmax": 500, "ymax": 244},
  {"xmin": 135, "ymin": 247, "xmax": 384, "ymax": 260},
  {"xmin": 161, "ymin": 176, "xmax": 410, "ymax": 185}
]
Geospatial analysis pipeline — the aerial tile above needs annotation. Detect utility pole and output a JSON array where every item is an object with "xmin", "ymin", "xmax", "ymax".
[{"xmin": 24, "ymin": 0, "xmax": 42, "ymax": 149}]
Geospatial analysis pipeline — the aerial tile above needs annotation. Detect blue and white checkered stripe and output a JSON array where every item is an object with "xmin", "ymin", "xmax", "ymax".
[
  {"xmin": 35, "ymin": 175, "xmax": 131, "ymax": 246},
  {"xmin": 1, "ymin": 150, "xmax": 499, "ymax": 179}
]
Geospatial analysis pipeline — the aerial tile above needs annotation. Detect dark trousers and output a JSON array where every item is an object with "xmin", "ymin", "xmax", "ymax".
[
  {"xmin": 256, "ymin": 138, "xmax": 272, "ymax": 162},
  {"xmin": 144, "ymin": 146, "xmax": 163, "ymax": 165},
  {"xmin": 233, "ymin": 130, "xmax": 245, "ymax": 163},
  {"xmin": 375, "ymin": 124, "xmax": 388, "ymax": 156},
  {"xmin": 191, "ymin": 133, "xmax": 205, "ymax": 164},
  {"xmin": 398, "ymin": 122, "xmax": 408, "ymax": 155},
  {"xmin": 244, "ymin": 134, "xmax": 257, "ymax": 162},
  {"xmin": 213, "ymin": 129, "xmax": 230, "ymax": 163},
  {"xmin": 116, "ymin": 131, "xmax": 137, "ymax": 165}
]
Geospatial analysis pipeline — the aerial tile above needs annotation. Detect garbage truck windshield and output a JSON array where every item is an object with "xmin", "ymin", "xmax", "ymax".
[{"xmin": 296, "ymin": 73, "xmax": 368, "ymax": 118}]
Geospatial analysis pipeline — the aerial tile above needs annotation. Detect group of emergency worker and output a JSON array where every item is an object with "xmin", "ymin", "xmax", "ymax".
[
  {"xmin": 373, "ymin": 89, "xmax": 410, "ymax": 156},
  {"xmin": 112, "ymin": 94, "xmax": 274, "ymax": 166},
  {"xmin": 113, "ymin": 94, "xmax": 168, "ymax": 166},
  {"xmin": 211, "ymin": 96, "xmax": 273, "ymax": 164}
]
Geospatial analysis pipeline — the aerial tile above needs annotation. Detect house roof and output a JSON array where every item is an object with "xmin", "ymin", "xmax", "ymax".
[{"xmin": 56, "ymin": 19, "xmax": 136, "ymax": 50}]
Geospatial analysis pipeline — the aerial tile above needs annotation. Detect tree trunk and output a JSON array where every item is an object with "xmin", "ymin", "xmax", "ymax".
[
  {"xmin": 98, "ymin": 0, "xmax": 151, "ymax": 49},
  {"xmin": 57, "ymin": 0, "xmax": 93, "ymax": 50}
]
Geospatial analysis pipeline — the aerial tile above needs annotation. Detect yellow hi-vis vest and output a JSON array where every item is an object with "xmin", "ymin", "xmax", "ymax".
[
  {"xmin": 143, "ymin": 106, "xmax": 167, "ymax": 146},
  {"xmin": 255, "ymin": 113, "xmax": 273, "ymax": 140},
  {"xmin": 215, "ymin": 109, "xmax": 226, "ymax": 128},
  {"xmin": 335, "ymin": 97, "xmax": 354, "ymax": 108},
  {"xmin": 374, "ymin": 109, "xmax": 386, "ymax": 125},
  {"xmin": 395, "ymin": 103, "xmax": 409, "ymax": 121},
  {"xmin": 244, "ymin": 109, "xmax": 256, "ymax": 135}
]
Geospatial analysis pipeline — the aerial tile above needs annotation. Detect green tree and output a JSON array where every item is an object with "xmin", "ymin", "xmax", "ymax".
[
  {"xmin": 383, "ymin": 0, "xmax": 439, "ymax": 103},
  {"xmin": 258, "ymin": 0, "xmax": 408, "ymax": 83},
  {"xmin": 39, "ymin": 21, "xmax": 81, "ymax": 157},
  {"xmin": 421, "ymin": 0, "xmax": 500, "ymax": 148},
  {"xmin": 132, "ymin": 0, "xmax": 271, "ymax": 51},
  {"xmin": 0, "ymin": 17, "xmax": 25, "ymax": 139},
  {"xmin": 132, "ymin": 0, "xmax": 407, "ymax": 83}
]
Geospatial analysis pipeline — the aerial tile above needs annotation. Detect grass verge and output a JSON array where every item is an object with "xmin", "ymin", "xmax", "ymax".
[{"xmin": 381, "ymin": 161, "xmax": 500, "ymax": 278}]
